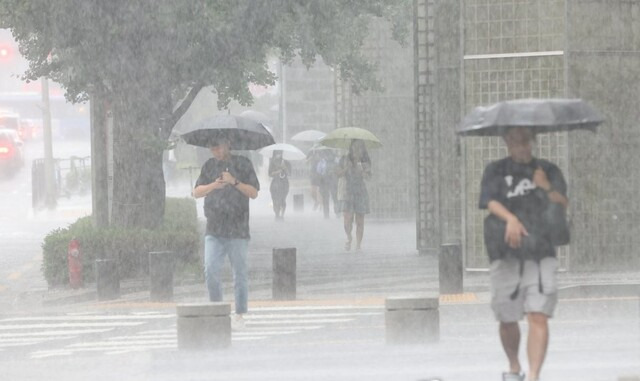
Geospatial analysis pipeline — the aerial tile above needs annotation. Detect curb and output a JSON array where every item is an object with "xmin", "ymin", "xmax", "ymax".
[{"xmin": 559, "ymin": 283, "xmax": 640, "ymax": 299}]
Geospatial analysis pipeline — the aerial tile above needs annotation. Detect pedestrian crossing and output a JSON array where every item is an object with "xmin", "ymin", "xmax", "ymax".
[{"xmin": 0, "ymin": 305, "xmax": 383, "ymax": 359}]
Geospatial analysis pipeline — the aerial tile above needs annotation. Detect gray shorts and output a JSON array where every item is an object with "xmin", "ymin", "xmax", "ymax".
[{"xmin": 489, "ymin": 257, "xmax": 559, "ymax": 322}]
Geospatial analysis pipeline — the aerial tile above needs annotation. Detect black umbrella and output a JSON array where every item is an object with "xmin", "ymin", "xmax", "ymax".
[
  {"xmin": 457, "ymin": 98, "xmax": 604, "ymax": 137},
  {"xmin": 181, "ymin": 115, "xmax": 275, "ymax": 150}
]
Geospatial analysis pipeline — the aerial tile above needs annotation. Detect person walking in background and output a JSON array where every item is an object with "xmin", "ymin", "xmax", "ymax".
[
  {"xmin": 318, "ymin": 149, "xmax": 339, "ymax": 218},
  {"xmin": 479, "ymin": 127, "xmax": 568, "ymax": 381},
  {"xmin": 192, "ymin": 136, "xmax": 260, "ymax": 330},
  {"xmin": 307, "ymin": 149, "xmax": 322, "ymax": 211},
  {"xmin": 268, "ymin": 150, "xmax": 291, "ymax": 220},
  {"xmin": 337, "ymin": 139, "xmax": 371, "ymax": 252}
]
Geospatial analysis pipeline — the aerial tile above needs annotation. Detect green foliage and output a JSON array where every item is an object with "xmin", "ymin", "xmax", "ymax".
[
  {"xmin": 41, "ymin": 198, "xmax": 201, "ymax": 287},
  {"xmin": 0, "ymin": 0, "xmax": 411, "ymax": 109}
]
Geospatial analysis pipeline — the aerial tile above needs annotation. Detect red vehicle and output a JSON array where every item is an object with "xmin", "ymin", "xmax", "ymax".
[{"xmin": 0, "ymin": 128, "xmax": 24, "ymax": 175}]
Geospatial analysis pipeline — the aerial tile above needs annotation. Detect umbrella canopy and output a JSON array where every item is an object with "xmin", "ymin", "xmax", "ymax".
[
  {"xmin": 309, "ymin": 142, "xmax": 340, "ymax": 153},
  {"xmin": 181, "ymin": 115, "xmax": 275, "ymax": 150},
  {"xmin": 320, "ymin": 127, "xmax": 383, "ymax": 149},
  {"xmin": 457, "ymin": 98, "xmax": 604, "ymax": 137},
  {"xmin": 259, "ymin": 143, "xmax": 307, "ymax": 161},
  {"xmin": 240, "ymin": 109, "xmax": 273, "ymax": 134},
  {"xmin": 291, "ymin": 129, "xmax": 327, "ymax": 142}
]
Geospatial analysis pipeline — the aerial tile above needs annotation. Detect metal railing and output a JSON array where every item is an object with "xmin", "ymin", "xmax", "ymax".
[{"xmin": 32, "ymin": 155, "xmax": 91, "ymax": 209}]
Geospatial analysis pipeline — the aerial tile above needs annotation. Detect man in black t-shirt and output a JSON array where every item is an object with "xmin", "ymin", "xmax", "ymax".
[
  {"xmin": 193, "ymin": 137, "xmax": 259, "ymax": 328},
  {"xmin": 479, "ymin": 127, "xmax": 568, "ymax": 381}
]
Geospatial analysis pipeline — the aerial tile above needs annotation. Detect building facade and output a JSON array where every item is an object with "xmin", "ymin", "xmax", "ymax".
[{"xmin": 415, "ymin": 0, "xmax": 640, "ymax": 270}]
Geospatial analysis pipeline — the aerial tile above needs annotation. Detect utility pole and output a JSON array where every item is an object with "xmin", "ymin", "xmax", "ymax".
[
  {"xmin": 90, "ymin": 93, "xmax": 109, "ymax": 227},
  {"xmin": 41, "ymin": 77, "xmax": 56, "ymax": 209}
]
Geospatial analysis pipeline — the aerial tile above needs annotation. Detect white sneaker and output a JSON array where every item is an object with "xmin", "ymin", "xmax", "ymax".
[
  {"xmin": 231, "ymin": 314, "xmax": 246, "ymax": 331},
  {"xmin": 502, "ymin": 372, "xmax": 525, "ymax": 381}
]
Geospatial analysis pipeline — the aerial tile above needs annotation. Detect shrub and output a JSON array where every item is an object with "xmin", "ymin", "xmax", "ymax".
[{"xmin": 42, "ymin": 197, "xmax": 201, "ymax": 287}]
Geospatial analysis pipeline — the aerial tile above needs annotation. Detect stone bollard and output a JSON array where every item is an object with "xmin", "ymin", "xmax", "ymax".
[
  {"xmin": 385, "ymin": 296, "xmax": 439, "ymax": 344},
  {"xmin": 273, "ymin": 248, "xmax": 296, "ymax": 300},
  {"xmin": 293, "ymin": 194, "xmax": 304, "ymax": 212},
  {"xmin": 177, "ymin": 303, "xmax": 231, "ymax": 350},
  {"xmin": 439, "ymin": 243, "xmax": 463, "ymax": 294},
  {"xmin": 95, "ymin": 258, "xmax": 120, "ymax": 301},
  {"xmin": 149, "ymin": 251, "xmax": 175, "ymax": 302}
]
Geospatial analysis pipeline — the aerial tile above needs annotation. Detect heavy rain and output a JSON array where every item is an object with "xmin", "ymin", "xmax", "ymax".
[{"xmin": 0, "ymin": 1, "xmax": 638, "ymax": 380}]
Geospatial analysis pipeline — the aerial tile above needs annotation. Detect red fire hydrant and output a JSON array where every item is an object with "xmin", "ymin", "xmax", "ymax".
[{"xmin": 68, "ymin": 238, "xmax": 83, "ymax": 289}]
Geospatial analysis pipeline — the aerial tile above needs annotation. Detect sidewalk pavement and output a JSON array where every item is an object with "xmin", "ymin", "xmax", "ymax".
[{"xmin": 39, "ymin": 202, "xmax": 640, "ymax": 309}]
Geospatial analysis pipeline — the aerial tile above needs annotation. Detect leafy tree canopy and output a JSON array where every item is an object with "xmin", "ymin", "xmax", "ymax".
[{"xmin": 0, "ymin": 0, "xmax": 410, "ymax": 115}]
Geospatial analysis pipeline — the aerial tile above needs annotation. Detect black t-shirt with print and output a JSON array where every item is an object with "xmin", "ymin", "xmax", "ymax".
[
  {"xmin": 195, "ymin": 155, "xmax": 260, "ymax": 239},
  {"xmin": 479, "ymin": 157, "xmax": 567, "ymax": 260}
]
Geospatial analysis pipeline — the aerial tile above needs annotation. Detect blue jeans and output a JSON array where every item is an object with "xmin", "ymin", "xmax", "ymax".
[{"xmin": 204, "ymin": 235, "xmax": 249, "ymax": 314}]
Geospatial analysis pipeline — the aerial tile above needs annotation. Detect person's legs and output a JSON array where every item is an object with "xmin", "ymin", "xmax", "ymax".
[
  {"xmin": 526, "ymin": 312, "xmax": 549, "ymax": 381},
  {"xmin": 343, "ymin": 211, "xmax": 354, "ymax": 250},
  {"xmin": 490, "ymin": 258, "xmax": 526, "ymax": 378},
  {"xmin": 272, "ymin": 196, "xmax": 280, "ymax": 218},
  {"xmin": 204, "ymin": 235, "xmax": 227, "ymax": 302},
  {"xmin": 280, "ymin": 195, "xmax": 287, "ymax": 218},
  {"xmin": 319, "ymin": 183, "xmax": 330, "ymax": 218},
  {"xmin": 500, "ymin": 321, "xmax": 523, "ymax": 375},
  {"xmin": 227, "ymin": 238, "xmax": 249, "ymax": 315},
  {"xmin": 522, "ymin": 257, "xmax": 557, "ymax": 381},
  {"xmin": 355, "ymin": 213, "xmax": 365, "ymax": 250}
]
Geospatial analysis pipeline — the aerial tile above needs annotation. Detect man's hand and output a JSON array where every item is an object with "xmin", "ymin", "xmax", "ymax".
[
  {"xmin": 220, "ymin": 171, "xmax": 237, "ymax": 185},
  {"xmin": 534, "ymin": 166, "xmax": 569, "ymax": 208},
  {"xmin": 192, "ymin": 178, "xmax": 227, "ymax": 198},
  {"xmin": 210, "ymin": 178, "xmax": 228, "ymax": 190},
  {"xmin": 505, "ymin": 216, "xmax": 529, "ymax": 249},
  {"xmin": 533, "ymin": 166, "xmax": 551, "ymax": 191}
]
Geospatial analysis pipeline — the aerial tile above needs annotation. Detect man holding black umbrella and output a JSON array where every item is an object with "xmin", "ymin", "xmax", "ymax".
[
  {"xmin": 479, "ymin": 127, "xmax": 568, "ymax": 381},
  {"xmin": 192, "ymin": 135, "xmax": 259, "ymax": 329},
  {"xmin": 458, "ymin": 98, "xmax": 602, "ymax": 381}
]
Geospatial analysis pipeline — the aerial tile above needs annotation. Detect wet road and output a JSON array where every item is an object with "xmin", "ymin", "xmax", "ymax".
[
  {"xmin": 0, "ymin": 297, "xmax": 638, "ymax": 381},
  {"xmin": 0, "ymin": 137, "xmax": 91, "ymax": 312}
]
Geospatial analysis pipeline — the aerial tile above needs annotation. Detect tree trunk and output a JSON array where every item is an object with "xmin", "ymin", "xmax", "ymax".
[{"xmin": 110, "ymin": 93, "xmax": 167, "ymax": 229}]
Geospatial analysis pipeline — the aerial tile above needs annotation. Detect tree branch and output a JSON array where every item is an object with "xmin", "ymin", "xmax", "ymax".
[{"xmin": 166, "ymin": 83, "xmax": 204, "ymax": 133}]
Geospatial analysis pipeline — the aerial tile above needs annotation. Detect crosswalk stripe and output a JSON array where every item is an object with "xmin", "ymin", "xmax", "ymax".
[
  {"xmin": 3, "ymin": 305, "xmax": 383, "ymax": 358},
  {"xmin": 250, "ymin": 306, "xmax": 382, "ymax": 312},
  {"xmin": 245, "ymin": 312, "xmax": 379, "ymax": 319},
  {"xmin": 1, "ymin": 314, "xmax": 173, "ymax": 322},
  {"xmin": 233, "ymin": 336, "xmax": 267, "ymax": 341},
  {"xmin": 68, "ymin": 339, "xmax": 176, "ymax": 348},
  {"xmin": 0, "ymin": 329, "xmax": 111, "ymax": 337},
  {"xmin": 246, "ymin": 318, "xmax": 352, "ymax": 325},
  {"xmin": 0, "ymin": 322, "xmax": 145, "ymax": 330},
  {"xmin": 30, "ymin": 350, "xmax": 74, "ymax": 359},
  {"xmin": 234, "ymin": 330, "xmax": 298, "ymax": 336}
]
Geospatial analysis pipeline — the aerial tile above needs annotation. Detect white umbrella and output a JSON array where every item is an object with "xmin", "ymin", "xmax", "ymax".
[
  {"xmin": 291, "ymin": 129, "xmax": 326, "ymax": 142},
  {"xmin": 259, "ymin": 143, "xmax": 306, "ymax": 161}
]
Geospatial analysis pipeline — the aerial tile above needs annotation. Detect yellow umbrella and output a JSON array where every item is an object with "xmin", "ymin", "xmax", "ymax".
[{"xmin": 319, "ymin": 127, "xmax": 382, "ymax": 149}]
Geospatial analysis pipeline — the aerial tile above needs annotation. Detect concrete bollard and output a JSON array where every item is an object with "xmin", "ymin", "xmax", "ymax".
[
  {"xmin": 149, "ymin": 251, "xmax": 175, "ymax": 302},
  {"xmin": 95, "ymin": 258, "xmax": 120, "ymax": 301},
  {"xmin": 273, "ymin": 248, "xmax": 296, "ymax": 300},
  {"xmin": 385, "ymin": 296, "xmax": 439, "ymax": 344},
  {"xmin": 177, "ymin": 303, "xmax": 231, "ymax": 350},
  {"xmin": 439, "ymin": 243, "xmax": 463, "ymax": 294},
  {"xmin": 293, "ymin": 194, "xmax": 304, "ymax": 212}
]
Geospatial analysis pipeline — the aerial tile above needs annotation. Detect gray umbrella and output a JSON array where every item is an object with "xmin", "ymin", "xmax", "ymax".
[
  {"xmin": 457, "ymin": 98, "xmax": 604, "ymax": 136},
  {"xmin": 181, "ymin": 115, "xmax": 275, "ymax": 150}
]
